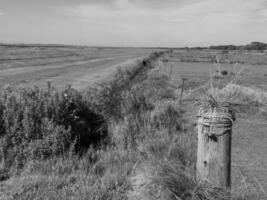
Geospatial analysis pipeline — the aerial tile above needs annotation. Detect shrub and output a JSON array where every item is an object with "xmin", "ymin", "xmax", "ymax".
[
  {"xmin": 26, "ymin": 119, "xmax": 72, "ymax": 160},
  {"xmin": 0, "ymin": 86, "xmax": 108, "ymax": 170},
  {"xmin": 55, "ymin": 87, "xmax": 108, "ymax": 150},
  {"xmin": 221, "ymin": 70, "xmax": 228, "ymax": 76}
]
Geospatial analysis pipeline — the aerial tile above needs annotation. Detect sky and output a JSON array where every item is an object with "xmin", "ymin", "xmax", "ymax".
[{"xmin": 0, "ymin": 0, "xmax": 267, "ymax": 47}]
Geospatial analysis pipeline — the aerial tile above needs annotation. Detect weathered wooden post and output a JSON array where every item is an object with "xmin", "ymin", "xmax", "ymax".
[
  {"xmin": 179, "ymin": 78, "xmax": 186, "ymax": 107},
  {"xmin": 197, "ymin": 106, "xmax": 235, "ymax": 189}
]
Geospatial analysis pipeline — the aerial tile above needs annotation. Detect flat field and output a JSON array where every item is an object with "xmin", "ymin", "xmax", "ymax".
[
  {"xmin": 0, "ymin": 45, "xmax": 156, "ymax": 89},
  {"xmin": 164, "ymin": 50, "xmax": 267, "ymax": 89},
  {"xmin": 162, "ymin": 50, "xmax": 267, "ymax": 196}
]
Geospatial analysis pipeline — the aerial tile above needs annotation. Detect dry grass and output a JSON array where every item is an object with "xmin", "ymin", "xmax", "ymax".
[{"xmin": 0, "ymin": 45, "xmax": 156, "ymax": 89}]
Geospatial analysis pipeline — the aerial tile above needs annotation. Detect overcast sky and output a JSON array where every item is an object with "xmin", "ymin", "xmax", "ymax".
[{"xmin": 0, "ymin": 0, "xmax": 267, "ymax": 47}]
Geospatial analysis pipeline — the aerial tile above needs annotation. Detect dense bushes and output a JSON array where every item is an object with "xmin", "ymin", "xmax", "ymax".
[{"xmin": 0, "ymin": 85, "xmax": 108, "ymax": 170}]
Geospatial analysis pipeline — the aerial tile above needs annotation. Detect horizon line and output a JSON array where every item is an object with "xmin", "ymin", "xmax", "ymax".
[{"xmin": 0, "ymin": 41, "xmax": 266, "ymax": 49}]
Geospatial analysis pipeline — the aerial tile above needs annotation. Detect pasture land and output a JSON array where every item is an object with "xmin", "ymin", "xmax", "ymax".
[
  {"xmin": 0, "ymin": 45, "xmax": 156, "ymax": 89},
  {"xmin": 171, "ymin": 49, "xmax": 267, "ymax": 65},
  {"xmin": 165, "ymin": 50, "xmax": 267, "ymax": 89},
  {"xmin": 161, "ymin": 50, "xmax": 267, "ymax": 197}
]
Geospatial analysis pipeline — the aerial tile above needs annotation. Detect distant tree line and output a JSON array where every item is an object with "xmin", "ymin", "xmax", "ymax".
[{"xmin": 209, "ymin": 42, "xmax": 267, "ymax": 51}]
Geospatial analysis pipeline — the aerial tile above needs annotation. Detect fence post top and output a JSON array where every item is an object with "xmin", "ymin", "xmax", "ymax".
[
  {"xmin": 197, "ymin": 106, "xmax": 235, "ymax": 137},
  {"xmin": 197, "ymin": 106, "xmax": 235, "ymax": 121}
]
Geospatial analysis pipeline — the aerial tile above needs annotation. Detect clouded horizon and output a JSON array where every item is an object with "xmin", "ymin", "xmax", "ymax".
[{"xmin": 0, "ymin": 0, "xmax": 267, "ymax": 47}]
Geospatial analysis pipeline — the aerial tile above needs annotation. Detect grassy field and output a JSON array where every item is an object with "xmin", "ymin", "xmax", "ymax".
[
  {"xmin": 161, "ymin": 50, "xmax": 267, "ymax": 198},
  {"xmin": 0, "ymin": 47, "xmax": 266, "ymax": 200},
  {"xmin": 0, "ymin": 45, "xmax": 156, "ymax": 89},
  {"xmin": 164, "ymin": 50, "xmax": 267, "ymax": 89}
]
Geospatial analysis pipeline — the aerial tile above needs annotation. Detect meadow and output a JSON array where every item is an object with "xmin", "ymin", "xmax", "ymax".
[
  {"xmin": 0, "ymin": 45, "xmax": 156, "ymax": 89},
  {"xmin": 0, "ymin": 46, "xmax": 266, "ymax": 200},
  {"xmin": 162, "ymin": 50, "xmax": 267, "ymax": 199}
]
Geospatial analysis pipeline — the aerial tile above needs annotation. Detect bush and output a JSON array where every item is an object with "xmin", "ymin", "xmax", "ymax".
[
  {"xmin": 0, "ymin": 86, "xmax": 107, "ymax": 170},
  {"xmin": 221, "ymin": 70, "xmax": 228, "ymax": 76},
  {"xmin": 55, "ymin": 87, "xmax": 108, "ymax": 150},
  {"xmin": 26, "ymin": 119, "xmax": 71, "ymax": 160}
]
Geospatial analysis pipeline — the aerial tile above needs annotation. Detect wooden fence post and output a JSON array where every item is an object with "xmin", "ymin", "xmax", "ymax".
[
  {"xmin": 197, "ymin": 106, "xmax": 235, "ymax": 189},
  {"xmin": 179, "ymin": 78, "xmax": 186, "ymax": 107}
]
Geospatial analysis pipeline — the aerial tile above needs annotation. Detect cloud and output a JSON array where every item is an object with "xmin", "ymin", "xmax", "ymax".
[
  {"xmin": 69, "ymin": 0, "xmax": 190, "ymax": 9},
  {"xmin": 56, "ymin": 1, "xmax": 167, "ymax": 25},
  {"xmin": 56, "ymin": 0, "xmax": 198, "ymax": 26},
  {"xmin": 0, "ymin": 12, "xmax": 4, "ymax": 16},
  {"xmin": 247, "ymin": 7, "xmax": 267, "ymax": 22},
  {"xmin": 57, "ymin": 0, "xmax": 267, "ymax": 23},
  {"xmin": 1, "ymin": 0, "xmax": 266, "ymax": 47},
  {"xmin": 168, "ymin": 0, "xmax": 267, "ymax": 22},
  {"xmin": 54, "ymin": 0, "xmax": 267, "ymax": 46}
]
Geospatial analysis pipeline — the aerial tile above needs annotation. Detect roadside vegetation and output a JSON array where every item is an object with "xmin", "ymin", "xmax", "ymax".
[{"xmin": 0, "ymin": 50, "xmax": 266, "ymax": 200}]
